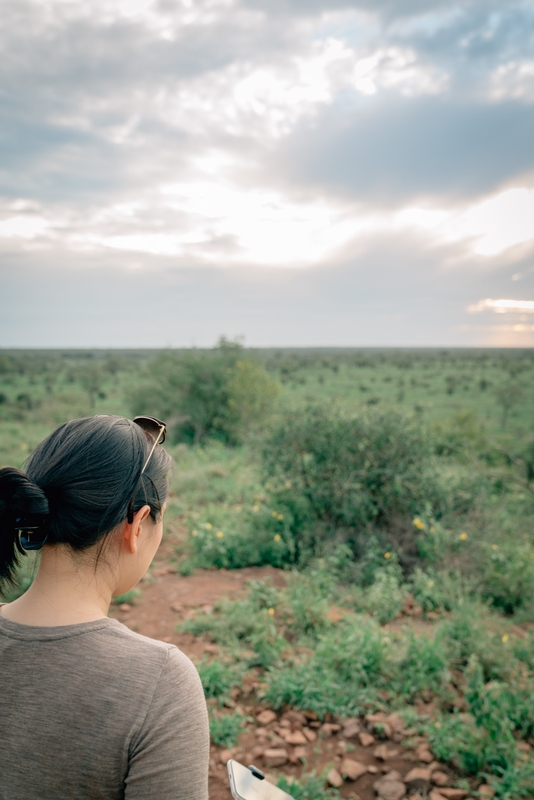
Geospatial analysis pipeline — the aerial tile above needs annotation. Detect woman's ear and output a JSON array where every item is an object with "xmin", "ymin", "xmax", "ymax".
[{"xmin": 122, "ymin": 505, "xmax": 151, "ymax": 554}]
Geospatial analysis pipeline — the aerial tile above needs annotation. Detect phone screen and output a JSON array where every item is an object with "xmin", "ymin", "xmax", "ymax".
[{"xmin": 227, "ymin": 760, "xmax": 294, "ymax": 800}]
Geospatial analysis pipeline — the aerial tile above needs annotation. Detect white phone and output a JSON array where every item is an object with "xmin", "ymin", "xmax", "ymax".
[{"xmin": 227, "ymin": 760, "xmax": 295, "ymax": 800}]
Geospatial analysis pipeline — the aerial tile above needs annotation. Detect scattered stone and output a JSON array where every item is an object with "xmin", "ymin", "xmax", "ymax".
[
  {"xmin": 203, "ymin": 643, "xmax": 217, "ymax": 654},
  {"xmin": 303, "ymin": 710, "xmax": 319, "ymax": 721},
  {"xmin": 257, "ymin": 710, "xmax": 277, "ymax": 726},
  {"xmin": 343, "ymin": 723, "xmax": 361, "ymax": 739},
  {"xmin": 269, "ymin": 734, "xmax": 287, "ymax": 748},
  {"xmin": 359, "ymin": 731, "xmax": 375, "ymax": 747},
  {"xmin": 341, "ymin": 759, "xmax": 367, "ymax": 781},
  {"xmin": 252, "ymin": 745, "xmax": 264, "ymax": 758},
  {"xmin": 408, "ymin": 794, "xmax": 424, "ymax": 800},
  {"xmin": 437, "ymin": 790, "xmax": 469, "ymax": 800},
  {"xmin": 404, "ymin": 767, "xmax": 432, "ymax": 791},
  {"xmin": 415, "ymin": 744, "xmax": 433, "ymax": 763},
  {"xmin": 255, "ymin": 727, "xmax": 268, "ymax": 739},
  {"xmin": 263, "ymin": 748, "xmax": 288, "ymax": 767},
  {"xmin": 383, "ymin": 771, "xmax": 402, "ymax": 782},
  {"xmin": 374, "ymin": 744, "xmax": 390, "ymax": 761},
  {"xmin": 336, "ymin": 741, "xmax": 347, "ymax": 755},
  {"xmin": 170, "ymin": 603, "xmax": 183, "ymax": 612},
  {"xmin": 200, "ymin": 604, "xmax": 213, "ymax": 614},
  {"xmin": 386, "ymin": 713, "xmax": 406, "ymax": 733},
  {"xmin": 429, "ymin": 792, "xmax": 448, "ymax": 800},
  {"xmin": 279, "ymin": 719, "xmax": 292, "ymax": 729},
  {"xmin": 372, "ymin": 775, "xmax": 406, "ymax": 800},
  {"xmin": 284, "ymin": 710, "xmax": 307, "ymax": 726},
  {"xmin": 285, "ymin": 730, "xmax": 308, "ymax": 746},
  {"xmin": 320, "ymin": 723, "xmax": 341, "ymax": 737},
  {"xmin": 368, "ymin": 766, "xmax": 379, "ymax": 774},
  {"xmin": 219, "ymin": 750, "xmax": 233, "ymax": 765},
  {"xmin": 327, "ymin": 768, "xmax": 344, "ymax": 788},
  {"xmin": 478, "ymin": 786, "xmax": 495, "ymax": 799},
  {"xmin": 431, "ymin": 772, "xmax": 449, "ymax": 787},
  {"xmin": 119, "ymin": 603, "xmax": 131, "ymax": 611},
  {"xmin": 303, "ymin": 728, "xmax": 317, "ymax": 743},
  {"xmin": 289, "ymin": 746, "xmax": 308, "ymax": 764}
]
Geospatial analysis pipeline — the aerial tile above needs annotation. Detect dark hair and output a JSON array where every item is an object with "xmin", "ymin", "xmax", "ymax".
[{"xmin": 0, "ymin": 416, "xmax": 172, "ymax": 587}]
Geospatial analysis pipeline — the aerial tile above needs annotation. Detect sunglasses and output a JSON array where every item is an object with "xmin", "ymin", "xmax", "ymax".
[{"xmin": 128, "ymin": 415, "xmax": 167, "ymax": 524}]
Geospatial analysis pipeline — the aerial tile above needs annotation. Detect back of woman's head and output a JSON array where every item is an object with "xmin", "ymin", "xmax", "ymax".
[{"xmin": 0, "ymin": 416, "xmax": 172, "ymax": 587}]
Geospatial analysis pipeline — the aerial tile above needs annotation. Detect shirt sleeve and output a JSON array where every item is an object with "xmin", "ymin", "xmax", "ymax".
[{"xmin": 125, "ymin": 647, "xmax": 209, "ymax": 800}]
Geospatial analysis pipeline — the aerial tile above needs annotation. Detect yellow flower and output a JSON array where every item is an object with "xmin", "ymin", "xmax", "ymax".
[
  {"xmin": 191, "ymin": 530, "xmax": 198, "ymax": 537},
  {"xmin": 274, "ymin": 534, "xmax": 282, "ymax": 542},
  {"xmin": 277, "ymin": 513, "xmax": 284, "ymax": 521},
  {"xmin": 427, "ymin": 581, "xmax": 435, "ymax": 588},
  {"xmin": 236, "ymin": 506, "xmax": 242, "ymax": 513},
  {"xmin": 491, "ymin": 544, "xmax": 498, "ymax": 550},
  {"xmin": 271, "ymin": 511, "xmax": 278, "ymax": 518},
  {"xmin": 384, "ymin": 552, "xmax": 392, "ymax": 559},
  {"xmin": 413, "ymin": 517, "xmax": 425, "ymax": 530},
  {"xmin": 252, "ymin": 504, "xmax": 259, "ymax": 512},
  {"xmin": 502, "ymin": 634, "xmax": 509, "ymax": 643},
  {"xmin": 216, "ymin": 531, "xmax": 224, "ymax": 539},
  {"xmin": 205, "ymin": 523, "xmax": 212, "ymax": 530},
  {"xmin": 268, "ymin": 608, "xmax": 275, "ymax": 616},
  {"xmin": 459, "ymin": 532, "xmax": 468, "ymax": 541},
  {"xmin": 285, "ymin": 481, "xmax": 292, "ymax": 489}
]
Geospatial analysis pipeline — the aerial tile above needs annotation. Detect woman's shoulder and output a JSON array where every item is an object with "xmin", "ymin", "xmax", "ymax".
[{"xmin": 102, "ymin": 618, "xmax": 198, "ymax": 678}]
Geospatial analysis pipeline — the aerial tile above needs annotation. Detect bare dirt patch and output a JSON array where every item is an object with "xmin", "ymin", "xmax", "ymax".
[{"xmin": 109, "ymin": 566, "xmax": 476, "ymax": 800}]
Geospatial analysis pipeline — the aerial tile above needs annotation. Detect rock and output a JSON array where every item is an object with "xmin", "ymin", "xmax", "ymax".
[
  {"xmin": 359, "ymin": 731, "xmax": 375, "ymax": 747},
  {"xmin": 279, "ymin": 719, "xmax": 292, "ymax": 729},
  {"xmin": 255, "ymin": 727, "xmax": 268, "ymax": 739},
  {"xmin": 404, "ymin": 768, "xmax": 432, "ymax": 791},
  {"xmin": 429, "ymin": 792, "xmax": 448, "ymax": 800},
  {"xmin": 289, "ymin": 746, "xmax": 308, "ymax": 764},
  {"xmin": 219, "ymin": 750, "xmax": 233, "ymax": 765},
  {"xmin": 303, "ymin": 728, "xmax": 317, "ymax": 743},
  {"xmin": 119, "ymin": 603, "xmax": 131, "ymax": 611},
  {"xmin": 257, "ymin": 710, "xmax": 277, "ymax": 726},
  {"xmin": 343, "ymin": 723, "xmax": 361, "ymax": 739},
  {"xmin": 368, "ymin": 766, "xmax": 378, "ymax": 774},
  {"xmin": 252, "ymin": 745, "xmax": 264, "ymax": 758},
  {"xmin": 327, "ymin": 768, "xmax": 344, "ymax": 788},
  {"xmin": 437, "ymin": 790, "xmax": 469, "ymax": 800},
  {"xmin": 383, "ymin": 771, "xmax": 402, "ymax": 782},
  {"xmin": 336, "ymin": 741, "xmax": 347, "ymax": 755},
  {"xmin": 303, "ymin": 710, "xmax": 318, "ymax": 721},
  {"xmin": 478, "ymin": 786, "xmax": 495, "ymax": 799},
  {"xmin": 320, "ymin": 723, "xmax": 341, "ymax": 737},
  {"xmin": 285, "ymin": 730, "xmax": 308, "ymax": 746},
  {"xmin": 263, "ymin": 748, "xmax": 288, "ymax": 767},
  {"xmin": 269, "ymin": 734, "xmax": 287, "ymax": 748},
  {"xmin": 374, "ymin": 744, "xmax": 390, "ymax": 761},
  {"xmin": 284, "ymin": 710, "xmax": 307, "ymax": 726},
  {"xmin": 372, "ymin": 776, "xmax": 406, "ymax": 800},
  {"xmin": 386, "ymin": 713, "xmax": 406, "ymax": 733},
  {"xmin": 415, "ymin": 743, "xmax": 433, "ymax": 763},
  {"xmin": 431, "ymin": 772, "xmax": 449, "ymax": 787},
  {"xmin": 341, "ymin": 759, "xmax": 367, "ymax": 781}
]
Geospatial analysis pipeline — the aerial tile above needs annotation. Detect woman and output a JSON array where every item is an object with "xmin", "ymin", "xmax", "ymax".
[{"xmin": 0, "ymin": 415, "xmax": 209, "ymax": 800}]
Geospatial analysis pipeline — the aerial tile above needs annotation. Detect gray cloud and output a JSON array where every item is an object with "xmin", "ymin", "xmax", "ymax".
[{"xmin": 1, "ymin": 0, "xmax": 533, "ymax": 347}]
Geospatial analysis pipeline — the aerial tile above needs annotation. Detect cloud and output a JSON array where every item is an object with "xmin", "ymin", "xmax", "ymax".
[{"xmin": 468, "ymin": 299, "xmax": 534, "ymax": 314}]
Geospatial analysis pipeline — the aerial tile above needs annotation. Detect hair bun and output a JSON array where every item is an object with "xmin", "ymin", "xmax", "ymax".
[{"xmin": 0, "ymin": 468, "xmax": 49, "ymax": 518}]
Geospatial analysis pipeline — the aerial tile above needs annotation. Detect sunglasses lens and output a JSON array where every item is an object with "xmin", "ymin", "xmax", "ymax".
[{"xmin": 133, "ymin": 416, "xmax": 167, "ymax": 444}]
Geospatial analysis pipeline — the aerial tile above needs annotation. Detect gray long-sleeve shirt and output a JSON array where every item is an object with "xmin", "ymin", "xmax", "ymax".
[{"xmin": 0, "ymin": 613, "xmax": 209, "ymax": 800}]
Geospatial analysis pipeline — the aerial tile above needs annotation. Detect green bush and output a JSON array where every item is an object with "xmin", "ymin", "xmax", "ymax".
[
  {"xmin": 131, "ymin": 339, "xmax": 279, "ymax": 445},
  {"xmin": 479, "ymin": 540, "xmax": 534, "ymax": 613},
  {"xmin": 277, "ymin": 773, "xmax": 340, "ymax": 800},
  {"xmin": 196, "ymin": 657, "xmax": 244, "ymax": 703},
  {"xmin": 261, "ymin": 405, "xmax": 445, "ymax": 562}
]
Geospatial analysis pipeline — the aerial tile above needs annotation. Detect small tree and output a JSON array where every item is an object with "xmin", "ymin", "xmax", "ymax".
[
  {"xmin": 77, "ymin": 364, "xmax": 105, "ymax": 408},
  {"xmin": 131, "ymin": 339, "xmax": 279, "ymax": 445},
  {"xmin": 494, "ymin": 383, "xmax": 524, "ymax": 429}
]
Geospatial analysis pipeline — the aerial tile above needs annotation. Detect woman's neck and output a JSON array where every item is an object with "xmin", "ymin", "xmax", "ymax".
[{"xmin": 1, "ymin": 546, "xmax": 113, "ymax": 626}]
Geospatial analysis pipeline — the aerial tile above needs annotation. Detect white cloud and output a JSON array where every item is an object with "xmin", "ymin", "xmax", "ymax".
[
  {"xmin": 158, "ymin": 40, "xmax": 448, "ymax": 141},
  {"xmin": 467, "ymin": 299, "xmax": 534, "ymax": 314},
  {"xmin": 490, "ymin": 60, "xmax": 534, "ymax": 102},
  {"xmin": 0, "ymin": 215, "xmax": 51, "ymax": 239}
]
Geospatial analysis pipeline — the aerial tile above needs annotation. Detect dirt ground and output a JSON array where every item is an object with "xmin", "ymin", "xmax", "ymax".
[{"xmin": 109, "ymin": 560, "xmax": 483, "ymax": 800}]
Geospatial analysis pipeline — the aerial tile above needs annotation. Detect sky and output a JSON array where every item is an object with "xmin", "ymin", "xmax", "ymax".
[{"xmin": 1, "ymin": 0, "xmax": 533, "ymax": 348}]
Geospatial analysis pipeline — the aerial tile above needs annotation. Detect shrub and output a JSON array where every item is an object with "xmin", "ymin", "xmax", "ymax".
[
  {"xmin": 261, "ymin": 406, "xmax": 445, "ymax": 562},
  {"xmin": 197, "ymin": 657, "xmax": 244, "ymax": 703},
  {"xmin": 131, "ymin": 339, "xmax": 279, "ymax": 445},
  {"xmin": 479, "ymin": 540, "xmax": 534, "ymax": 614},
  {"xmin": 359, "ymin": 561, "xmax": 407, "ymax": 623}
]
